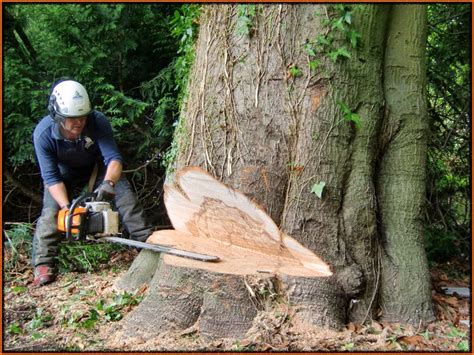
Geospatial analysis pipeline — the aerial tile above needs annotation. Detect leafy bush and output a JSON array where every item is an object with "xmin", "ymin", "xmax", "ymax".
[
  {"xmin": 3, "ymin": 223, "xmax": 34, "ymax": 278},
  {"xmin": 3, "ymin": 221, "xmax": 128, "ymax": 275},
  {"xmin": 425, "ymin": 4, "xmax": 470, "ymax": 264},
  {"xmin": 424, "ymin": 228, "xmax": 461, "ymax": 263},
  {"xmin": 3, "ymin": 4, "xmax": 187, "ymax": 222},
  {"xmin": 58, "ymin": 241, "xmax": 125, "ymax": 273},
  {"xmin": 63, "ymin": 290, "xmax": 143, "ymax": 329}
]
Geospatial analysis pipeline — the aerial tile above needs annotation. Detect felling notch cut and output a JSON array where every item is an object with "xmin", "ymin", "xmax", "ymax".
[{"xmin": 147, "ymin": 167, "xmax": 332, "ymax": 278}]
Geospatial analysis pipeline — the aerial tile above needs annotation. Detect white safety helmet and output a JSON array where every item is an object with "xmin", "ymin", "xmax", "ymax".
[{"xmin": 48, "ymin": 80, "xmax": 92, "ymax": 122}]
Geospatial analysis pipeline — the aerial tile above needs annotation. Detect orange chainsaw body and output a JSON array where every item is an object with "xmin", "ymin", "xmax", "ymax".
[{"xmin": 57, "ymin": 207, "xmax": 88, "ymax": 234}]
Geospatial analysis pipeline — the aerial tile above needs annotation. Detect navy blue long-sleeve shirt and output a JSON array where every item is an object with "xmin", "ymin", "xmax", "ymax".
[{"xmin": 33, "ymin": 111, "xmax": 122, "ymax": 186}]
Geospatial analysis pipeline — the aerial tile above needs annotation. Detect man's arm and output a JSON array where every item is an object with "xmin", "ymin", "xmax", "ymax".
[
  {"xmin": 47, "ymin": 182, "xmax": 69, "ymax": 209},
  {"xmin": 103, "ymin": 160, "xmax": 122, "ymax": 185}
]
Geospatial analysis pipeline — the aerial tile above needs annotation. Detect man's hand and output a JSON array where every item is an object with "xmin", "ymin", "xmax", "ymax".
[{"xmin": 95, "ymin": 180, "xmax": 116, "ymax": 201}]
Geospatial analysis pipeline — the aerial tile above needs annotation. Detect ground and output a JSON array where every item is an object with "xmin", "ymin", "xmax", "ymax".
[{"xmin": 3, "ymin": 247, "xmax": 471, "ymax": 352}]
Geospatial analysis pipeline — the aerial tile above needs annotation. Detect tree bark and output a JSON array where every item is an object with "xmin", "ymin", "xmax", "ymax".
[
  {"xmin": 117, "ymin": 4, "xmax": 434, "ymax": 341},
  {"xmin": 378, "ymin": 4, "xmax": 434, "ymax": 324}
]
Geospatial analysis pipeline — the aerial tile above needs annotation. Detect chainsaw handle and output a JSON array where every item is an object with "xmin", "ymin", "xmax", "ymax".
[{"xmin": 66, "ymin": 192, "xmax": 97, "ymax": 240}]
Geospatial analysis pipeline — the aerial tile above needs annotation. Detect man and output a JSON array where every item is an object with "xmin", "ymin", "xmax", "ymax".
[{"xmin": 32, "ymin": 79, "xmax": 153, "ymax": 286}]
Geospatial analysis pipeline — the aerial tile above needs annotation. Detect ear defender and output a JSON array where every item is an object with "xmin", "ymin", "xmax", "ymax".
[{"xmin": 48, "ymin": 94, "xmax": 57, "ymax": 120}]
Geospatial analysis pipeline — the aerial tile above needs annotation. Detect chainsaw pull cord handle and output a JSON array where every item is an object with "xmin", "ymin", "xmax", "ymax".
[{"xmin": 66, "ymin": 192, "xmax": 98, "ymax": 240}]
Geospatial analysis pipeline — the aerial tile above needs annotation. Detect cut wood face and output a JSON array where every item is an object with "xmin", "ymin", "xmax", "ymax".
[{"xmin": 147, "ymin": 167, "xmax": 332, "ymax": 278}]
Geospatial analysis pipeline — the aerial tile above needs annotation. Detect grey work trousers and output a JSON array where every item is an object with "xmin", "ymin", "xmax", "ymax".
[{"xmin": 32, "ymin": 175, "xmax": 153, "ymax": 267}]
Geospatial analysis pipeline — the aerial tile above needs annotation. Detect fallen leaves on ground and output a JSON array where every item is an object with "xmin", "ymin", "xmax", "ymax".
[{"xmin": 3, "ymin": 253, "xmax": 471, "ymax": 352}]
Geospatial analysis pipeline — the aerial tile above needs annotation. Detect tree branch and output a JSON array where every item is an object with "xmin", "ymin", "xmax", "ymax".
[{"xmin": 3, "ymin": 170, "xmax": 42, "ymax": 204}]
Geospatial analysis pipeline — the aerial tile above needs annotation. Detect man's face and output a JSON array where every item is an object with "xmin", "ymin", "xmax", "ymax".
[{"xmin": 62, "ymin": 116, "xmax": 87, "ymax": 137}]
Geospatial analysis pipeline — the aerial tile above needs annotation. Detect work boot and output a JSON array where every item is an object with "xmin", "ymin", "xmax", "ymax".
[{"xmin": 33, "ymin": 265, "xmax": 57, "ymax": 286}]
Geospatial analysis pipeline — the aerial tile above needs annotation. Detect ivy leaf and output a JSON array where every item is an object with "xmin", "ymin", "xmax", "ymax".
[
  {"xmin": 289, "ymin": 65, "xmax": 303, "ymax": 78},
  {"xmin": 11, "ymin": 286, "xmax": 28, "ymax": 294},
  {"xmin": 337, "ymin": 102, "xmax": 362, "ymax": 129},
  {"xmin": 8, "ymin": 322, "xmax": 23, "ymax": 335},
  {"xmin": 337, "ymin": 101, "xmax": 352, "ymax": 115},
  {"xmin": 346, "ymin": 113, "xmax": 362, "ymax": 129},
  {"xmin": 31, "ymin": 332, "xmax": 44, "ymax": 340},
  {"xmin": 246, "ymin": 4, "xmax": 256, "ymax": 17},
  {"xmin": 236, "ymin": 16, "xmax": 251, "ymax": 36},
  {"xmin": 329, "ymin": 47, "xmax": 351, "ymax": 62},
  {"xmin": 316, "ymin": 34, "xmax": 330, "ymax": 46},
  {"xmin": 311, "ymin": 181, "xmax": 326, "ymax": 198},
  {"xmin": 328, "ymin": 51, "xmax": 338, "ymax": 63},
  {"xmin": 331, "ymin": 17, "xmax": 345, "ymax": 31},
  {"xmin": 347, "ymin": 30, "xmax": 361, "ymax": 48},
  {"xmin": 344, "ymin": 12, "xmax": 352, "ymax": 25},
  {"xmin": 337, "ymin": 47, "xmax": 351, "ymax": 59},
  {"xmin": 304, "ymin": 43, "xmax": 317, "ymax": 57},
  {"xmin": 309, "ymin": 59, "xmax": 320, "ymax": 72},
  {"xmin": 335, "ymin": 4, "xmax": 346, "ymax": 13}
]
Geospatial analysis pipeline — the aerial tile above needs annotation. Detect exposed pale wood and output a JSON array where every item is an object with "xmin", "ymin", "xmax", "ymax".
[{"xmin": 146, "ymin": 167, "xmax": 332, "ymax": 278}]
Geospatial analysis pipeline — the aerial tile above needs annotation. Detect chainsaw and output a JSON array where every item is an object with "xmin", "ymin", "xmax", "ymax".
[{"xmin": 57, "ymin": 192, "xmax": 219, "ymax": 262}]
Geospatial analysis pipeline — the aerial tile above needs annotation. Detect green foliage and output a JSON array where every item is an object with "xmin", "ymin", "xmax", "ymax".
[
  {"xmin": 308, "ymin": 59, "xmax": 321, "ymax": 72},
  {"xmin": 82, "ymin": 309, "xmax": 100, "ymax": 329},
  {"xmin": 11, "ymin": 286, "xmax": 28, "ymax": 294},
  {"xmin": 8, "ymin": 322, "xmax": 23, "ymax": 335},
  {"xmin": 58, "ymin": 241, "xmax": 125, "ymax": 273},
  {"xmin": 341, "ymin": 342, "xmax": 354, "ymax": 351},
  {"xmin": 162, "ymin": 4, "xmax": 201, "ymax": 171},
  {"xmin": 425, "ymin": 4, "xmax": 470, "ymax": 263},
  {"xmin": 457, "ymin": 341, "xmax": 469, "ymax": 352},
  {"xmin": 337, "ymin": 101, "xmax": 362, "ymax": 129},
  {"xmin": 4, "ymin": 4, "xmax": 197, "ymax": 222},
  {"xmin": 5, "ymin": 5, "xmax": 175, "ymax": 164},
  {"xmin": 303, "ymin": 4, "xmax": 360, "ymax": 71},
  {"xmin": 444, "ymin": 325, "xmax": 470, "ymax": 351},
  {"xmin": 424, "ymin": 228, "xmax": 461, "ymax": 263},
  {"xmin": 288, "ymin": 65, "xmax": 303, "ymax": 78},
  {"xmin": 328, "ymin": 46, "xmax": 351, "ymax": 62},
  {"xmin": 346, "ymin": 29, "xmax": 361, "ymax": 48},
  {"xmin": 97, "ymin": 291, "xmax": 143, "ymax": 321},
  {"xmin": 446, "ymin": 324, "xmax": 466, "ymax": 338},
  {"xmin": 3, "ymin": 223, "xmax": 34, "ymax": 279},
  {"xmin": 63, "ymin": 290, "xmax": 143, "ymax": 329},
  {"xmin": 169, "ymin": 4, "xmax": 200, "ymax": 106},
  {"xmin": 3, "ymin": 68, "xmax": 48, "ymax": 166},
  {"xmin": 30, "ymin": 332, "xmax": 45, "ymax": 340},
  {"xmin": 236, "ymin": 5, "xmax": 256, "ymax": 36},
  {"xmin": 26, "ymin": 308, "xmax": 53, "ymax": 331}
]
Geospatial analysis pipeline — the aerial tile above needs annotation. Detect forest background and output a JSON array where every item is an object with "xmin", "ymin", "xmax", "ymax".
[{"xmin": 3, "ymin": 3, "xmax": 470, "ymax": 269}]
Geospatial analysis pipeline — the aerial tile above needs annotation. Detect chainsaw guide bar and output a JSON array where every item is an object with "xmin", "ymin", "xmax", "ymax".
[{"xmin": 100, "ymin": 236, "xmax": 220, "ymax": 262}]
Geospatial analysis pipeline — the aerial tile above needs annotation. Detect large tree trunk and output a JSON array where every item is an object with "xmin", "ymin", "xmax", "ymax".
[
  {"xmin": 117, "ymin": 4, "xmax": 434, "ymax": 342},
  {"xmin": 378, "ymin": 5, "xmax": 433, "ymax": 323}
]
